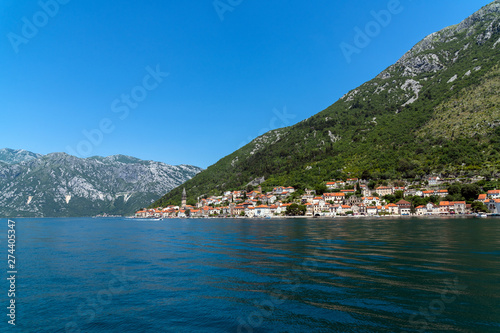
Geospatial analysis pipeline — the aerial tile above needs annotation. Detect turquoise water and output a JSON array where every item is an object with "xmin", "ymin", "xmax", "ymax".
[{"xmin": 1, "ymin": 217, "xmax": 499, "ymax": 332}]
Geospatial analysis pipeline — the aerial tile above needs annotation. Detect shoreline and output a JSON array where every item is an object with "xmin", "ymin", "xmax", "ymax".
[{"xmin": 131, "ymin": 213, "xmax": 498, "ymax": 220}]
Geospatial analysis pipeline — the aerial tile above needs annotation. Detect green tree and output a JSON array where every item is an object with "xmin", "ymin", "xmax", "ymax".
[
  {"xmin": 286, "ymin": 204, "xmax": 306, "ymax": 216},
  {"xmin": 384, "ymin": 194, "xmax": 396, "ymax": 204},
  {"xmin": 314, "ymin": 183, "xmax": 327, "ymax": 195},
  {"xmin": 448, "ymin": 183, "xmax": 462, "ymax": 196},
  {"xmin": 428, "ymin": 195, "xmax": 440, "ymax": 205},
  {"xmin": 461, "ymin": 184, "xmax": 480, "ymax": 202},
  {"xmin": 471, "ymin": 201, "xmax": 488, "ymax": 213}
]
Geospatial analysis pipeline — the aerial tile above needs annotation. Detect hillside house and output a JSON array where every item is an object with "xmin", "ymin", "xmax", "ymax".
[
  {"xmin": 346, "ymin": 178, "xmax": 359, "ymax": 186},
  {"xmin": 477, "ymin": 194, "xmax": 487, "ymax": 202},
  {"xmin": 428, "ymin": 177, "xmax": 442, "ymax": 186},
  {"xmin": 360, "ymin": 184, "xmax": 371, "ymax": 197},
  {"xmin": 436, "ymin": 189, "xmax": 449, "ymax": 198},
  {"xmin": 366, "ymin": 206, "xmax": 378, "ymax": 216},
  {"xmin": 362, "ymin": 197, "xmax": 381, "ymax": 206},
  {"xmin": 326, "ymin": 182, "xmax": 337, "ymax": 190},
  {"xmin": 323, "ymin": 193, "xmax": 345, "ymax": 204},
  {"xmin": 396, "ymin": 200, "xmax": 411, "ymax": 215},
  {"xmin": 338, "ymin": 205, "xmax": 352, "ymax": 215},
  {"xmin": 305, "ymin": 203, "xmax": 314, "ymax": 216},
  {"xmin": 386, "ymin": 203, "xmax": 399, "ymax": 215},
  {"xmin": 452, "ymin": 201, "xmax": 466, "ymax": 214},
  {"xmin": 376, "ymin": 186, "xmax": 393, "ymax": 196},
  {"xmin": 486, "ymin": 199, "xmax": 500, "ymax": 214},
  {"xmin": 487, "ymin": 190, "xmax": 500, "ymax": 199},
  {"xmin": 422, "ymin": 190, "xmax": 434, "ymax": 198}
]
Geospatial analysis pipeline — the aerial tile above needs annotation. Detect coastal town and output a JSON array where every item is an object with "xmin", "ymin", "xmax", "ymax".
[{"xmin": 135, "ymin": 177, "xmax": 500, "ymax": 219}]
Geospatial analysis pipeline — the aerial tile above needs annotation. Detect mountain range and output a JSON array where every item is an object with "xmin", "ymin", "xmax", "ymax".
[
  {"xmin": 153, "ymin": 1, "xmax": 500, "ymax": 207},
  {"xmin": 0, "ymin": 148, "xmax": 202, "ymax": 217}
]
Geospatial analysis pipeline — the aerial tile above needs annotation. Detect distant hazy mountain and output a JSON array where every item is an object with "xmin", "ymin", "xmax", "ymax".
[
  {"xmin": 0, "ymin": 150, "xmax": 202, "ymax": 217},
  {"xmin": 0, "ymin": 148, "xmax": 42, "ymax": 164},
  {"xmin": 154, "ymin": 1, "xmax": 500, "ymax": 207}
]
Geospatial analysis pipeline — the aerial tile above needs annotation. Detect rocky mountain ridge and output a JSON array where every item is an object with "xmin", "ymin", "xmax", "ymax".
[
  {"xmin": 0, "ymin": 148, "xmax": 42, "ymax": 164},
  {"xmin": 0, "ymin": 149, "xmax": 202, "ymax": 217}
]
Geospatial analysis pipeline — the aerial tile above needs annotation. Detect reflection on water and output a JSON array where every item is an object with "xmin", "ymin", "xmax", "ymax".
[{"xmin": 2, "ymin": 217, "xmax": 500, "ymax": 332}]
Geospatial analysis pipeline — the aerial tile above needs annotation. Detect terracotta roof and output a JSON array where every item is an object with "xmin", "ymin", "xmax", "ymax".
[{"xmin": 324, "ymin": 192, "xmax": 345, "ymax": 197}]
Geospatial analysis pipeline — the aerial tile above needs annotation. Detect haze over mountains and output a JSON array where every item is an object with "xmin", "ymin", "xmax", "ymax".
[
  {"xmin": 0, "ymin": 148, "xmax": 202, "ymax": 217},
  {"xmin": 154, "ymin": 1, "xmax": 500, "ymax": 207}
]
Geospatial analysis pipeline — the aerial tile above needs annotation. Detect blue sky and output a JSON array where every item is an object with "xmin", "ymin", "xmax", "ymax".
[{"xmin": 0, "ymin": 0, "xmax": 493, "ymax": 168}]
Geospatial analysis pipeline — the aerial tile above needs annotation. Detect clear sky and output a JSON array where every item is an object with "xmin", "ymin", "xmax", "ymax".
[{"xmin": 0, "ymin": 0, "xmax": 493, "ymax": 168}]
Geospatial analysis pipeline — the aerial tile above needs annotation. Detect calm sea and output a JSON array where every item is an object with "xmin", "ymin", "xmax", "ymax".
[{"xmin": 1, "ymin": 217, "xmax": 499, "ymax": 332}]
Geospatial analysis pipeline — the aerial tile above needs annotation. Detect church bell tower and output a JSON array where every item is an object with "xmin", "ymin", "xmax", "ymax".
[{"xmin": 182, "ymin": 188, "xmax": 187, "ymax": 208}]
